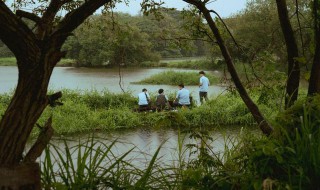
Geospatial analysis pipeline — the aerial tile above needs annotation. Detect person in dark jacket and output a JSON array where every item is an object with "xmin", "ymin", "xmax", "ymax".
[{"xmin": 156, "ymin": 89, "xmax": 170, "ymax": 111}]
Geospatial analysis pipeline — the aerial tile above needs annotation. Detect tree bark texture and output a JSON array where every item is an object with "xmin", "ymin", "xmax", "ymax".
[
  {"xmin": 0, "ymin": 163, "xmax": 41, "ymax": 190},
  {"xmin": 275, "ymin": 0, "xmax": 300, "ymax": 108},
  {"xmin": 0, "ymin": 0, "xmax": 112, "ymax": 188},
  {"xmin": 308, "ymin": 0, "xmax": 320, "ymax": 95},
  {"xmin": 183, "ymin": 0, "xmax": 273, "ymax": 135}
]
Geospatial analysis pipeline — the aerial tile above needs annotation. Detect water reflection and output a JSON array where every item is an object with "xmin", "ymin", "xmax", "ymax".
[{"xmin": 43, "ymin": 126, "xmax": 258, "ymax": 169}]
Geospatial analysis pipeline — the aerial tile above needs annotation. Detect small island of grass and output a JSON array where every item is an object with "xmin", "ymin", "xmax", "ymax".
[{"xmin": 131, "ymin": 70, "xmax": 219, "ymax": 86}]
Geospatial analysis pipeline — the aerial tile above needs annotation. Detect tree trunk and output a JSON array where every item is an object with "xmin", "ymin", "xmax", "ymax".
[
  {"xmin": 183, "ymin": 0, "xmax": 273, "ymax": 135},
  {"xmin": 308, "ymin": 0, "xmax": 320, "ymax": 95},
  {"xmin": 0, "ymin": 163, "xmax": 41, "ymax": 189},
  {"xmin": 0, "ymin": 58, "xmax": 53, "ymax": 165},
  {"xmin": 308, "ymin": 40, "xmax": 320, "ymax": 95},
  {"xmin": 275, "ymin": 0, "xmax": 300, "ymax": 108}
]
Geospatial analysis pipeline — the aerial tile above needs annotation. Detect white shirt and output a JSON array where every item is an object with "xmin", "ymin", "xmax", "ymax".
[
  {"xmin": 199, "ymin": 76, "xmax": 210, "ymax": 92},
  {"xmin": 138, "ymin": 92, "xmax": 150, "ymax": 105}
]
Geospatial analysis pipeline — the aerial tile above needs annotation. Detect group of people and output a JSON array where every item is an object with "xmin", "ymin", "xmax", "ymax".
[{"xmin": 137, "ymin": 71, "xmax": 210, "ymax": 112}]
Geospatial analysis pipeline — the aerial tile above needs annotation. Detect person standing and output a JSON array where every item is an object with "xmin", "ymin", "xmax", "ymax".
[
  {"xmin": 174, "ymin": 84, "xmax": 190, "ymax": 107},
  {"xmin": 138, "ymin": 88, "xmax": 150, "ymax": 111},
  {"xmin": 199, "ymin": 71, "xmax": 210, "ymax": 104}
]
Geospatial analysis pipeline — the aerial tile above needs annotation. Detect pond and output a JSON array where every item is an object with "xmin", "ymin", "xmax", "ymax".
[
  {"xmin": 0, "ymin": 66, "xmax": 225, "ymax": 104},
  {"xmin": 39, "ymin": 126, "xmax": 256, "ymax": 170},
  {"xmin": 1, "ymin": 66, "xmax": 251, "ymax": 169}
]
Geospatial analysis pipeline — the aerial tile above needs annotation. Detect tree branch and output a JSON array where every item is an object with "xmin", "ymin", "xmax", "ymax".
[
  {"xmin": 47, "ymin": 91, "xmax": 63, "ymax": 107},
  {"xmin": 183, "ymin": 0, "xmax": 273, "ymax": 135},
  {"xmin": 208, "ymin": 9, "xmax": 269, "ymax": 88},
  {"xmin": 38, "ymin": 0, "xmax": 73, "ymax": 38},
  {"xmin": 23, "ymin": 117, "xmax": 54, "ymax": 163},
  {"xmin": 52, "ymin": 0, "xmax": 112, "ymax": 40},
  {"xmin": 16, "ymin": 10, "xmax": 42, "ymax": 24},
  {"xmin": 0, "ymin": 1, "xmax": 38, "ymax": 59}
]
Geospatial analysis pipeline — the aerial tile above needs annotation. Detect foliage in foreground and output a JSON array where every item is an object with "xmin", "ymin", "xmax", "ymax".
[
  {"xmin": 40, "ymin": 97, "xmax": 320, "ymax": 189},
  {"xmin": 218, "ymin": 96, "xmax": 320, "ymax": 189},
  {"xmin": 41, "ymin": 135, "xmax": 173, "ymax": 189}
]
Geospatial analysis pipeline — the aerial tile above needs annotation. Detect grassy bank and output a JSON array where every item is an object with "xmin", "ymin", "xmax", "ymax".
[
  {"xmin": 0, "ymin": 88, "xmax": 280, "ymax": 137},
  {"xmin": 41, "ymin": 96, "xmax": 320, "ymax": 189},
  {"xmin": 132, "ymin": 70, "xmax": 219, "ymax": 85},
  {"xmin": 0, "ymin": 57, "xmax": 16, "ymax": 66},
  {"xmin": 140, "ymin": 58, "xmax": 224, "ymax": 70},
  {"xmin": 0, "ymin": 57, "xmax": 75, "ymax": 66}
]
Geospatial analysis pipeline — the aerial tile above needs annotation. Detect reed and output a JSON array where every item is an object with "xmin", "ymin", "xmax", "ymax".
[{"xmin": 132, "ymin": 70, "xmax": 218, "ymax": 85}]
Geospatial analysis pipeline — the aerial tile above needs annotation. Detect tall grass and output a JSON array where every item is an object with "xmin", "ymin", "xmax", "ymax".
[
  {"xmin": 132, "ymin": 70, "xmax": 219, "ymax": 85},
  {"xmin": 41, "ymin": 136, "xmax": 135, "ymax": 189},
  {"xmin": 41, "ymin": 135, "xmax": 182, "ymax": 189},
  {"xmin": 0, "ymin": 88, "xmax": 280, "ymax": 137}
]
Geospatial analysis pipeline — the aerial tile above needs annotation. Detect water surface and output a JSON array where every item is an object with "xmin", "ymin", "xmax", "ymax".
[
  {"xmin": 0, "ymin": 66, "xmax": 224, "ymax": 103},
  {"xmin": 41, "ymin": 126, "xmax": 256, "ymax": 169}
]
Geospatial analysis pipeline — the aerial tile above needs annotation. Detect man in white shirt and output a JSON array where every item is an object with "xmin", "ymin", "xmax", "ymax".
[
  {"xmin": 199, "ymin": 71, "xmax": 210, "ymax": 104},
  {"xmin": 138, "ymin": 88, "xmax": 150, "ymax": 111},
  {"xmin": 174, "ymin": 84, "xmax": 190, "ymax": 107}
]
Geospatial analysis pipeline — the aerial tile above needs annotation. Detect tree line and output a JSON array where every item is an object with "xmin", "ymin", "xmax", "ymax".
[{"xmin": 0, "ymin": 0, "xmax": 314, "ymax": 68}]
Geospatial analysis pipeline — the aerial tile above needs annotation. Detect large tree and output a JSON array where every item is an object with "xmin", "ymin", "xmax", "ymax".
[{"xmin": 0, "ymin": 0, "xmax": 113, "ymax": 187}]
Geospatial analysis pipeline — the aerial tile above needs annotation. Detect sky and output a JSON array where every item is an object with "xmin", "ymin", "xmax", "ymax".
[{"xmin": 114, "ymin": 0, "xmax": 248, "ymax": 18}]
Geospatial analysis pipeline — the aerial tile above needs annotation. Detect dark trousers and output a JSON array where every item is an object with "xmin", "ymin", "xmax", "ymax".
[
  {"xmin": 199, "ymin": 92, "xmax": 208, "ymax": 104},
  {"xmin": 173, "ymin": 101, "xmax": 190, "ymax": 108},
  {"xmin": 139, "ymin": 105, "xmax": 149, "ymax": 111}
]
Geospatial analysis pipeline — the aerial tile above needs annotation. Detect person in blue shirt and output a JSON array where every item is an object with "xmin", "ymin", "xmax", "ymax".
[
  {"xmin": 174, "ymin": 84, "xmax": 190, "ymax": 107},
  {"xmin": 138, "ymin": 88, "xmax": 150, "ymax": 111},
  {"xmin": 199, "ymin": 71, "xmax": 210, "ymax": 104}
]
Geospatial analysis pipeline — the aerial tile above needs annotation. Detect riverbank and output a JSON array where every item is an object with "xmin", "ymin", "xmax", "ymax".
[{"xmin": 0, "ymin": 57, "xmax": 75, "ymax": 66}]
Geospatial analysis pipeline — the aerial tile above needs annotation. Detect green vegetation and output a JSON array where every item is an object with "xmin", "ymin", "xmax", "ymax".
[
  {"xmin": 40, "ymin": 95, "xmax": 320, "ymax": 189},
  {"xmin": 0, "ymin": 1, "xmax": 318, "ymax": 187},
  {"xmin": 132, "ymin": 70, "xmax": 219, "ymax": 85},
  {"xmin": 0, "ymin": 57, "xmax": 16, "ymax": 66},
  {"xmin": 61, "ymin": 10, "xmax": 211, "ymax": 67},
  {"xmin": 0, "ymin": 57, "xmax": 75, "ymax": 66},
  {"xmin": 0, "ymin": 88, "xmax": 279, "ymax": 137},
  {"xmin": 57, "ymin": 58, "xmax": 76, "ymax": 67},
  {"xmin": 140, "ymin": 58, "xmax": 225, "ymax": 70}
]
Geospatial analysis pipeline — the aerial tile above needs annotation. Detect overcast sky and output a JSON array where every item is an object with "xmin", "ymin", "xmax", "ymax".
[{"xmin": 114, "ymin": 0, "xmax": 247, "ymax": 17}]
